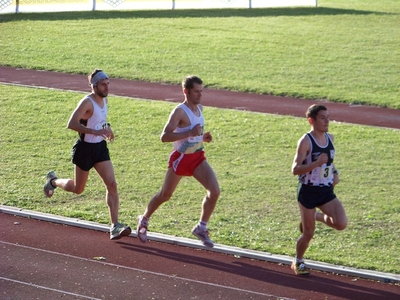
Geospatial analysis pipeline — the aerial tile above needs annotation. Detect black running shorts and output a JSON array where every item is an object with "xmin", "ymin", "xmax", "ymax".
[
  {"xmin": 71, "ymin": 139, "xmax": 110, "ymax": 171},
  {"xmin": 297, "ymin": 183, "xmax": 336, "ymax": 209}
]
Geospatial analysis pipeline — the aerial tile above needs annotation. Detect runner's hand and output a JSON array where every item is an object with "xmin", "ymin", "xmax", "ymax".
[
  {"xmin": 316, "ymin": 153, "xmax": 328, "ymax": 166},
  {"xmin": 190, "ymin": 123, "xmax": 203, "ymax": 136},
  {"xmin": 203, "ymin": 132, "xmax": 212, "ymax": 143},
  {"xmin": 97, "ymin": 128, "xmax": 113, "ymax": 142}
]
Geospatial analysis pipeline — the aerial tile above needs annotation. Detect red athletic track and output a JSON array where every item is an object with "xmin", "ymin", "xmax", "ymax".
[
  {"xmin": 1, "ymin": 66, "xmax": 400, "ymax": 129},
  {"xmin": 1, "ymin": 66, "xmax": 400, "ymax": 299},
  {"xmin": 1, "ymin": 213, "xmax": 399, "ymax": 300}
]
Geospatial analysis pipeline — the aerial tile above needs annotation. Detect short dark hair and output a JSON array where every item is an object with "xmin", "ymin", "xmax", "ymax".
[
  {"xmin": 306, "ymin": 104, "xmax": 327, "ymax": 120},
  {"xmin": 182, "ymin": 75, "xmax": 203, "ymax": 90}
]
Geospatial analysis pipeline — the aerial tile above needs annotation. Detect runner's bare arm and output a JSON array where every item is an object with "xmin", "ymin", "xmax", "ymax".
[
  {"xmin": 292, "ymin": 136, "xmax": 327, "ymax": 175},
  {"xmin": 160, "ymin": 107, "xmax": 201, "ymax": 143},
  {"xmin": 329, "ymin": 133, "xmax": 339, "ymax": 185},
  {"xmin": 66, "ymin": 98, "xmax": 108, "ymax": 137}
]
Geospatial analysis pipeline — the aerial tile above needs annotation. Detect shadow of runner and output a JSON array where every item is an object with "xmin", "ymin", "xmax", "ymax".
[{"xmin": 118, "ymin": 241, "xmax": 400, "ymax": 300}]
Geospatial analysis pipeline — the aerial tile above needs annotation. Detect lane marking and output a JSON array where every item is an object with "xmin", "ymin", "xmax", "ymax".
[
  {"xmin": 0, "ymin": 277, "xmax": 101, "ymax": 300},
  {"xmin": 1, "ymin": 241, "xmax": 295, "ymax": 300}
]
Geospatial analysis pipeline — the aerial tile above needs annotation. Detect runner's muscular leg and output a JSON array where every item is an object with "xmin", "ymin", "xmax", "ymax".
[
  {"xmin": 193, "ymin": 160, "xmax": 220, "ymax": 222},
  {"xmin": 296, "ymin": 203, "xmax": 316, "ymax": 260},
  {"xmin": 144, "ymin": 168, "xmax": 182, "ymax": 219},
  {"xmin": 94, "ymin": 160, "xmax": 119, "ymax": 225},
  {"xmin": 52, "ymin": 165, "xmax": 89, "ymax": 194},
  {"xmin": 318, "ymin": 198, "xmax": 347, "ymax": 231}
]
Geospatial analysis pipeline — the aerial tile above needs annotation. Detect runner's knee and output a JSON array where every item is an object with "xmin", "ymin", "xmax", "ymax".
[
  {"xmin": 74, "ymin": 186, "xmax": 85, "ymax": 195},
  {"xmin": 302, "ymin": 230, "xmax": 314, "ymax": 241},
  {"xmin": 335, "ymin": 219, "xmax": 347, "ymax": 231},
  {"xmin": 208, "ymin": 186, "xmax": 220, "ymax": 201},
  {"xmin": 105, "ymin": 180, "xmax": 118, "ymax": 193},
  {"xmin": 159, "ymin": 189, "xmax": 174, "ymax": 201}
]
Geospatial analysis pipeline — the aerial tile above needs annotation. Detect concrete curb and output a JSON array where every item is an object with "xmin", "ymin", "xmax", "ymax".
[{"xmin": 1, "ymin": 205, "xmax": 399, "ymax": 284}]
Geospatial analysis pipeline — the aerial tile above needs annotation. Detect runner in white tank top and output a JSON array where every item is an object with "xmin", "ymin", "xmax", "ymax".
[
  {"xmin": 172, "ymin": 103, "xmax": 204, "ymax": 154},
  {"xmin": 79, "ymin": 95, "xmax": 108, "ymax": 143},
  {"xmin": 43, "ymin": 69, "xmax": 131, "ymax": 241},
  {"xmin": 137, "ymin": 75, "xmax": 220, "ymax": 248}
]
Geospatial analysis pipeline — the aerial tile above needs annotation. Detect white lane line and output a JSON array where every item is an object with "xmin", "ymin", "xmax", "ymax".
[
  {"xmin": 1, "ymin": 241, "xmax": 295, "ymax": 300},
  {"xmin": 0, "ymin": 277, "xmax": 102, "ymax": 300}
]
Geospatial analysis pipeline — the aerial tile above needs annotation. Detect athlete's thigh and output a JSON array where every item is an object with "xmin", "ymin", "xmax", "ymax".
[
  {"xmin": 299, "ymin": 202, "xmax": 316, "ymax": 233},
  {"xmin": 74, "ymin": 165, "xmax": 89, "ymax": 191},
  {"xmin": 93, "ymin": 160, "xmax": 115, "ymax": 185},
  {"xmin": 162, "ymin": 168, "xmax": 182, "ymax": 195},
  {"xmin": 319, "ymin": 198, "xmax": 346, "ymax": 222},
  {"xmin": 193, "ymin": 160, "xmax": 219, "ymax": 191}
]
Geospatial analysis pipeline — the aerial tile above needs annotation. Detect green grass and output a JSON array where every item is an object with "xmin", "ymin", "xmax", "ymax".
[
  {"xmin": 1, "ymin": 0, "xmax": 400, "ymax": 275},
  {"xmin": 1, "ymin": 84, "xmax": 399, "ymax": 274},
  {"xmin": 0, "ymin": 0, "xmax": 399, "ymax": 108}
]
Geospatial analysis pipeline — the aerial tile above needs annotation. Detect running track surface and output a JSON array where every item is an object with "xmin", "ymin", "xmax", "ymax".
[
  {"xmin": 1, "ymin": 66, "xmax": 400, "ymax": 129},
  {"xmin": 1, "ymin": 67, "xmax": 400, "ymax": 299},
  {"xmin": 2, "ymin": 213, "xmax": 400, "ymax": 300}
]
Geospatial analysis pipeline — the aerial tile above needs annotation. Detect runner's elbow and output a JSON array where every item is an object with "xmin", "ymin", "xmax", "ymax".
[
  {"xmin": 160, "ymin": 134, "xmax": 168, "ymax": 143},
  {"xmin": 292, "ymin": 167, "xmax": 299, "ymax": 176}
]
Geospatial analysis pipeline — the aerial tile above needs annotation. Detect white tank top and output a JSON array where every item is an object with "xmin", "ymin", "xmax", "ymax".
[
  {"xmin": 172, "ymin": 103, "xmax": 204, "ymax": 154},
  {"xmin": 79, "ymin": 95, "xmax": 108, "ymax": 143}
]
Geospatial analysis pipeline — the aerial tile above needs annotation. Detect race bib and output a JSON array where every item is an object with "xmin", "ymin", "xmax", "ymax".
[
  {"xmin": 320, "ymin": 164, "xmax": 333, "ymax": 179},
  {"xmin": 309, "ymin": 164, "xmax": 333, "ymax": 184}
]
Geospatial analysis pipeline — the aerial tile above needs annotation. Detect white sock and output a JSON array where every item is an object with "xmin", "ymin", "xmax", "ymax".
[
  {"xmin": 141, "ymin": 216, "xmax": 149, "ymax": 225},
  {"xmin": 198, "ymin": 221, "xmax": 207, "ymax": 231}
]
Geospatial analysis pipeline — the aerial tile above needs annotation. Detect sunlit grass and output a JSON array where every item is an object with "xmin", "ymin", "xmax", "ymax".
[
  {"xmin": 1, "ymin": 84, "xmax": 399, "ymax": 273},
  {"xmin": 0, "ymin": 0, "xmax": 399, "ymax": 107}
]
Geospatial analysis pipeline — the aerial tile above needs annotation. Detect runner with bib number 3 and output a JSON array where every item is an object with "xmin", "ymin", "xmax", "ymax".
[{"xmin": 291, "ymin": 104, "xmax": 348, "ymax": 275}]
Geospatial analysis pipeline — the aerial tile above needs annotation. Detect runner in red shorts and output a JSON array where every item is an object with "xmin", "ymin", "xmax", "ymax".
[{"xmin": 137, "ymin": 75, "xmax": 220, "ymax": 247}]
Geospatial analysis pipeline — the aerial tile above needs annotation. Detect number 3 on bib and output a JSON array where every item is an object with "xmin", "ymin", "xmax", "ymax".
[{"xmin": 320, "ymin": 164, "xmax": 333, "ymax": 179}]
